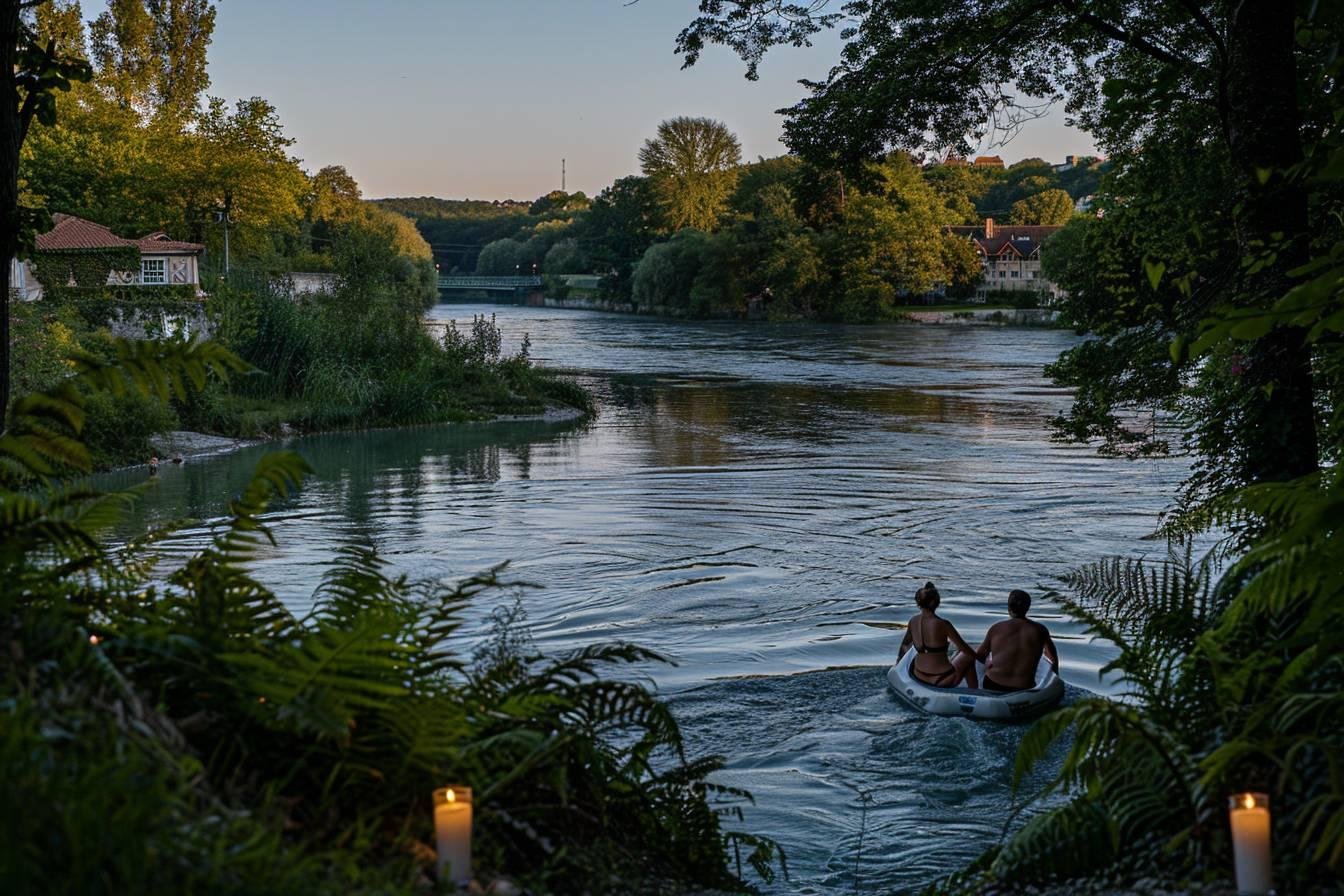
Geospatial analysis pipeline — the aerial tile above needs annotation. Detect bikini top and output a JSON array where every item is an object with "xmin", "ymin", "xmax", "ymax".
[{"xmin": 912, "ymin": 617, "xmax": 948, "ymax": 654}]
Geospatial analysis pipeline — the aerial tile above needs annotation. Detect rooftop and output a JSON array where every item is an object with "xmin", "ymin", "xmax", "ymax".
[{"xmin": 36, "ymin": 214, "xmax": 204, "ymax": 254}]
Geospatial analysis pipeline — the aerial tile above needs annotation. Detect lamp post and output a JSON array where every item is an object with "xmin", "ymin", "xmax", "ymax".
[{"xmin": 214, "ymin": 192, "xmax": 233, "ymax": 278}]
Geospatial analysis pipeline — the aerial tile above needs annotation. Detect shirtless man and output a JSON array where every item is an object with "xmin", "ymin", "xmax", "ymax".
[{"xmin": 974, "ymin": 589, "xmax": 1059, "ymax": 692}]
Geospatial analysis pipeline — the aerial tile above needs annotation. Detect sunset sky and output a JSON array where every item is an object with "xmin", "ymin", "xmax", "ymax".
[{"xmin": 204, "ymin": 0, "xmax": 1098, "ymax": 200}]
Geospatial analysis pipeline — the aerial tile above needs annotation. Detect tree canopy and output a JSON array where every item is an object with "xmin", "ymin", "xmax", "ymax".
[
  {"xmin": 639, "ymin": 116, "xmax": 742, "ymax": 231},
  {"xmin": 1009, "ymin": 188, "xmax": 1075, "ymax": 225},
  {"xmin": 676, "ymin": 0, "xmax": 1337, "ymax": 498}
]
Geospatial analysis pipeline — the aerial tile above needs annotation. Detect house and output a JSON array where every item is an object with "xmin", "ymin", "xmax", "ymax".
[
  {"xmin": 972, "ymin": 155, "xmax": 1005, "ymax": 168},
  {"xmin": 947, "ymin": 218, "xmax": 1065, "ymax": 302},
  {"xmin": 10, "ymin": 213, "xmax": 205, "ymax": 301}
]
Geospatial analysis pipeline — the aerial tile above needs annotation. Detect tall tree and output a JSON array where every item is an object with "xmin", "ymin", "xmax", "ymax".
[
  {"xmin": 89, "ymin": 0, "xmax": 214, "ymax": 123},
  {"xmin": 2, "ymin": 0, "xmax": 90, "ymax": 420},
  {"xmin": 676, "ymin": 0, "xmax": 1331, "ymax": 499},
  {"xmin": 638, "ymin": 116, "xmax": 742, "ymax": 231}
]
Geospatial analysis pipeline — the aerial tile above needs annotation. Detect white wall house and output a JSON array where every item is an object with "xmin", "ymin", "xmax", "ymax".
[{"xmin": 10, "ymin": 214, "xmax": 205, "ymax": 301}]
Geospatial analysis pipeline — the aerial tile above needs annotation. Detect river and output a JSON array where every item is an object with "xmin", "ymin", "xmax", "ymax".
[{"xmin": 104, "ymin": 303, "xmax": 1189, "ymax": 894}]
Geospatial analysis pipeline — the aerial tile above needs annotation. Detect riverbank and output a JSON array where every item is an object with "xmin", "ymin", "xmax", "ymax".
[
  {"xmin": 135, "ymin": 404, "xmax": 589, "ymax": 470},
  {"xmin": 536, "ymin": 294, "xmax": 1061, "ymax": 326}
]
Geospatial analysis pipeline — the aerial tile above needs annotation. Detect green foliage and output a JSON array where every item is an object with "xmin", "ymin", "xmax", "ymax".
[
  {"xmin": 30, "ymin": 245, "xmax": 142, "ymax": 288},
  {"xmin": 89, "ymin": 0, "xmax": 216, "ymax": 123},
  {"xmin": 201, "ymin": 269, "xmax": 589, "ymax": 437},
  {"xmin": 39, "ymin": 284, "xmax": 200, "ymax": 326},
  {"xmin": 0, "ymin": 339, "xmax": 777, "ymax": 894},
  {"xmin": 541, "ymin": 237, "xmax": 584, "ymax": 274},
  {"xmin": 940, "ymin": 520, "xmax": 1344, "ymax": 893},
  {"xmin": 631, "ymin": 229, "xmax": 712, "ymax": 313},
  {"xmin": 640, "ymin": 116, "xmax": 742, "ymax": 232},
  {"xmin": 475, "ymin": 237, "xmax": 528, "ymax": 275},
  {"xmin": 1008, "ymin": 188, "xmax": 1076, "ymax": 226}
]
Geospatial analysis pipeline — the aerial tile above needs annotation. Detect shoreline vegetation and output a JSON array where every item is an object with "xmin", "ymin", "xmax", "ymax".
[
  {"xmin": 138, "ymin": 404, "xmax": 588, "ymax": 471},
  {"xmin": 525, "ymin": 293, "xmax": 1063, "ymax": 327},
  {"xmin": 384, "ymin": 141, "xmax": 1096, "ymax": 324}
]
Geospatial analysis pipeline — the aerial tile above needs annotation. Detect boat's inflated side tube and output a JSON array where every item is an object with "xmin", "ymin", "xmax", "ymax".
[{"xmin": 886, "ymin": 650, "xmax": 1063, "ymax": 721}]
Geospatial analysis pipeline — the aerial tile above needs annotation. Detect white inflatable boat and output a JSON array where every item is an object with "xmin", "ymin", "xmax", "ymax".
[{"xmin": 886, "ymin": 650, "xmax": 1064, "ymax": 720}]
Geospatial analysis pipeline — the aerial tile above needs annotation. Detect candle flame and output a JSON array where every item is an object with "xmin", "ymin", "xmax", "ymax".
[
  {"xmin": 89, "ymin": 635, "xmax": 100, "ymax": 645},
  {"xmin": 1242, "ymin": 794, "xmax": 1255, "ymax": 810},
  {"xmin": 446, "ymin": 789, "xmax": 455, "ymax": 803}
]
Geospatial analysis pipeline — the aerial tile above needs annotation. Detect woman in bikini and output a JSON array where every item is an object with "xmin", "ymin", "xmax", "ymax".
[{"xmin": 898, "ymin": 582, "xmax": 979, "ymax": 688}]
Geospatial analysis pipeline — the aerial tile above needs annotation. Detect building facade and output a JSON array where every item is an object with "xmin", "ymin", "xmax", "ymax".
[
  {"xmin": 10, "ymin": 214, "xmax": 205, "ymax": 301},
  {"xmin": 947, "ymin": 218, "xmax": 1064, "ymax": 302}
]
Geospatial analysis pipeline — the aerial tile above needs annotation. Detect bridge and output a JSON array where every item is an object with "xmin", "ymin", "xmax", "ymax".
[{"xmin": 437, "ymin": 275, "xmax": 543, "ymax": 292}]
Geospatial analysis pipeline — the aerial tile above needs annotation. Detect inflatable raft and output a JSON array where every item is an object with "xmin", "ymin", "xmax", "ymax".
[{"xmin": 886, "ymin": 650, "xmax": 1063, "ymax": 721}]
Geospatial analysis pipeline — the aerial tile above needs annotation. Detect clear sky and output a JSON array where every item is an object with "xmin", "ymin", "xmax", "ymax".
[{"xmin": 203, "ymin": 0, "xmax": 1098, "ymax": 201}]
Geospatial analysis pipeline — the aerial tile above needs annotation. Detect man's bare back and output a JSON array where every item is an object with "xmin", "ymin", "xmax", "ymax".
[{"xmin": 975, "ymin": 590, "xmax": 1059, "ymax": 691}]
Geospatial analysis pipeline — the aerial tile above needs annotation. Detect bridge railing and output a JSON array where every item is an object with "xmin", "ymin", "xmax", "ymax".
[{"xmin": 438, "ymin": 275, "xmax": 543, "ymax": 290}]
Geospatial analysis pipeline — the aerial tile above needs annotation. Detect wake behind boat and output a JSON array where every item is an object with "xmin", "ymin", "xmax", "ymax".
[{"xmin": 887, "ymin": 650, "xmax": 1063, "ymax": 720}]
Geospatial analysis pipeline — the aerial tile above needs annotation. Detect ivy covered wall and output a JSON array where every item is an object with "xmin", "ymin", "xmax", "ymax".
[{"xmin": 30, "ymin": 247, "xmax": 143, "ymax": 289}]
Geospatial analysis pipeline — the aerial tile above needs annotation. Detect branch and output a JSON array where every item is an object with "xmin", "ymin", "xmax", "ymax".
[
  {"xmin": 1058, "ymin": 0, "xmax": 1199, "ymax": 70},
  {"xmin": 1170, "ymin": 0, "xmax": 1227, "ymax": 63}
]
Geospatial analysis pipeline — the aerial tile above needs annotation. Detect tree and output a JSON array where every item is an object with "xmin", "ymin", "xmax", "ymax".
[
  {"xmin": 308, "ymin": 164, "xmax": 362, "ymax": 222},
  {"xmin": 675, "ymin": 0, "xmax": 1329, "ymax": 498},
  {"xmin": 1009, "ymin": 188, "xmax": 1075, "ymax": 225},
  {"xmin": 183, "ymin": 95, "xmax": 307, "ymax": 254},
  {"xmin": 89, "ymin": 0, "xmax": 215, "ymax": 124},
  {"xmin": 475, "ymin": 238, "xmax": 526, "ymax": 275},
  {"xmin": 542, "ymin": 238, "xmax": 584, "ymax": 275},
  {"xmin": 631, "ymin": 229, "xmax": 710, "ymax": 311},
  {"xmin": 528, "ymin": 189, "xmax": 589, "ymax": 216},
  {"xmin": 574, "ymin": 175, "xmax": 661, "ymax": 298},
  {"xmin": 3, "ymin": 0, "xmax": 91, "ymax": 419},
  {"xmin": 638, "ymin": 116, "xmax": 741, "ymax": 231}
]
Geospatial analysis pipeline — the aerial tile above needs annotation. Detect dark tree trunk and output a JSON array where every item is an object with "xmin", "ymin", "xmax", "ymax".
[
  {"xmin": 1223, "ymin": 0, "xmax": 1319, "ymax": 484},
  {"xmin": 1, "ymin": 1, "xmax": 20, "ymax": 425}
]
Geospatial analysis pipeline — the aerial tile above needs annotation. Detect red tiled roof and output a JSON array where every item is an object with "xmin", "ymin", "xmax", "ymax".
[
  {"xmin": 35, "ymin": 214, "xmax": 203, "ymax": 254},
  {"xmin": 973, "ymin": 155, "xmax": 1005, "ymax": 167},
  {"xmin": 137, "ymin": 231, "xmax": 205, "ymax": 253},
  {"xmin": 36, "ymin": 214, "xmax": 136, "ymax": 251}
]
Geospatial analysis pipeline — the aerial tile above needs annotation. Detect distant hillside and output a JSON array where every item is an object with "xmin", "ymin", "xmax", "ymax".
[
  {"xmin": 374, "ymin": 197, "xmax": 532, "ymax": 220},
  {"xmin": 374, "ymin": 197, "xmax": 534, "ymax": 273}
]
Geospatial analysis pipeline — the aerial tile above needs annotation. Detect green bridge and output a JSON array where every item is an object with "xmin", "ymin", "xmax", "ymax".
[{"xmin": 437, "ymin": 275, "xmax": 543, "ymax": 292}]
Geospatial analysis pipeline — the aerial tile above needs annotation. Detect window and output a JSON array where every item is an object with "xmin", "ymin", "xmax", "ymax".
[
  {"xmin": 141, "ymin": 258, "xmax": 166, "ymax": 284},
  {"xmin": 1010, "ymin": 270, "xmax": 1020, "ymax": 278}
]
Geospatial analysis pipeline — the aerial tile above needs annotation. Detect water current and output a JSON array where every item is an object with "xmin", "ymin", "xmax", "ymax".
[{"xmin": 104, "ymin": 304, "xmax": 1191, "ymax": 893}]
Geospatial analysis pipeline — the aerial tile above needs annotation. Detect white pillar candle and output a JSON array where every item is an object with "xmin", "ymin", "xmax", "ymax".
[
  {"xmin": 1228, "ymin": 792, "xmax": 1272, "ymax": 895},
  {"xmin": 433, "ymin": 786, "xmax": 472, "ymax": 887}
]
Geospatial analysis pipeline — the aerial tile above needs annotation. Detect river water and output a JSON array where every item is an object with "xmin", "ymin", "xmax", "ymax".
[{"xmin": 106, "ymin": 304, "xmax": 1188, "ymax": 894}]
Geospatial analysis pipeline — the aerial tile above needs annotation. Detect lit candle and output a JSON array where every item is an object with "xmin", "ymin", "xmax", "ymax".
[
  {"xmin": 1228, "ymin": 792, "xmax": 1272, "ymax": 895},
  {"xmin": 433, "ymin": 786, "xmax": 472, "ymax": 887}
]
